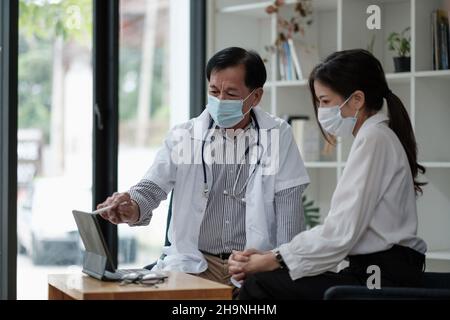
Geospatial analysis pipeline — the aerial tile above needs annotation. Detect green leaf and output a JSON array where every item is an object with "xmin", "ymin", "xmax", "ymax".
[
  {"xmin": 303, "ymin": 200, "xmax": 314, "ymax": 207},
  {"xmin": 387, "ymin": 27, "xmax": 411, "ymax": 57},
  {"xmin": 302, "ymin": 194, "xmax": 321, "ymax": 229}
]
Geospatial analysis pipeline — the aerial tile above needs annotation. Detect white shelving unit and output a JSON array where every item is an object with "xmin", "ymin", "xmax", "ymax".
[{"xmin": 208, "ymin": 0, "xmax": 450, "ymax": 271}]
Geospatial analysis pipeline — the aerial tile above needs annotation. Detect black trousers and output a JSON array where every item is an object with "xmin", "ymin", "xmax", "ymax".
[{"xmin": 239, "ymin": 245, "xmax": 425, "ymax": 300}]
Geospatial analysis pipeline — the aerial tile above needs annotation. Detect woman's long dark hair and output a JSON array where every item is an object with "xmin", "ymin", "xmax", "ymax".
[{"xmin": 308, "ymin": 49, "xmax": 426, "ymax": 195}]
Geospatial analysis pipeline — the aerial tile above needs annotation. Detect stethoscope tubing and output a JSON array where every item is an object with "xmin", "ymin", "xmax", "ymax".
[{"xmin": 201, "ymin": 110, "xmax": 261, "ymax": 199}]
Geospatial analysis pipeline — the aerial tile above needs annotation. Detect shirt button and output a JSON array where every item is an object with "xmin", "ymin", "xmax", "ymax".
[{"xmin": 225, "ymin": 220, "xmax": 230, "ymax": 224}]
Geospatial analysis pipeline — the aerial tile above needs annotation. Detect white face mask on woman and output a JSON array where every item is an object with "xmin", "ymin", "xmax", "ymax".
[{"xmin": 317, "ymin": 94, "xmax": 359, "ymax": 137}]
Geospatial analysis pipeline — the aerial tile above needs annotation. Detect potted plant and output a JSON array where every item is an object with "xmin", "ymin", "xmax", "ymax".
[
  {"xmin": 263, "ymin": 0, "xmax": 314, "ymax": 60},
  {"xmin": 387, "ymin": 27, "xmax": 411, "ymax": 72}
]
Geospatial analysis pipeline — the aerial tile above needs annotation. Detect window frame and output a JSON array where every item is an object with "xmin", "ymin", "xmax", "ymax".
[
  {"xmin": 190, "ymin": 0, "xmax": 207, "ymax": 118},
  {"xmin": 0, "ymin": 0, "xmax": 19, "ymax": 301},
  {"xmin": 93, "ymin": 0, "xmax": 120, "ymax": 268}
]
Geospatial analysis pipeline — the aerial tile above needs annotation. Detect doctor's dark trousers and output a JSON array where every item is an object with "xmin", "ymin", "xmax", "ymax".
[{"xmin": 238, "ymin": 245, "xmax": 425, "ymax": 300}]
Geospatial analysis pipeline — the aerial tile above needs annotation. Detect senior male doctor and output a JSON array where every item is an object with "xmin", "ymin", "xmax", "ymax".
[{"xmin": 97, "ymin": 47, "xmax": 310, "ymax": 285}]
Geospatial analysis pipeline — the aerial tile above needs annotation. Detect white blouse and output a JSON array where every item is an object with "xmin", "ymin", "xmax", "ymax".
[{"xmin": 279, "ymin": 112, "xmax": 427, "ymax": 281}]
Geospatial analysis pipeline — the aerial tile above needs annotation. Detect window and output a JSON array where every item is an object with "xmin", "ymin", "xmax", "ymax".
[
  {"xmin": 118, "ymin": 0, "xmax": 172, "ymax": 267},
  {"xmin": 4, "ymin": 0, "xmax": 197, "ymax": 300},
  {"xmin": 117, "ymin": 0, "xmax": 194, "ymax": 267},
  {"xmin": 16, "ymin": 0, "xmax": 93, "ymax": 299}
]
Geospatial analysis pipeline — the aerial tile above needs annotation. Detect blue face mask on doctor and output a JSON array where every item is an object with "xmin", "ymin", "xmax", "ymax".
[{"xmin": 207, "ymin": 89, "xmax": 257, "ymax": 128}]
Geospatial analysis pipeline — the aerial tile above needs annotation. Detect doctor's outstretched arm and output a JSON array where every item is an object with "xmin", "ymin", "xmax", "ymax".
[{"xmin": 97, "ymin": 129, "xmax": 177, "ymax": 226}]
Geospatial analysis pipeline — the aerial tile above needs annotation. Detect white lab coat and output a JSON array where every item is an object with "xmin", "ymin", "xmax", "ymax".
[
  {"xmin": 144, "ymin": 106, "xmax": 310, "ymax": 273},
  {"xmin": 279, "ymin": 112, "xmax": 427, "ymax": 281}
]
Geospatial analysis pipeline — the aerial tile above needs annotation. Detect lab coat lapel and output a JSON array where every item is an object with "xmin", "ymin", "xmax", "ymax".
[{"xmin": 244, "ymin": 107, "xmax": 279, "ymax": 250}]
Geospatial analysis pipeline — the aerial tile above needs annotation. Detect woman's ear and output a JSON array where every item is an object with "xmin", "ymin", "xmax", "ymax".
[{"xmin": 352, "ymin": 90, "xmax": 365, "ymax": 111}]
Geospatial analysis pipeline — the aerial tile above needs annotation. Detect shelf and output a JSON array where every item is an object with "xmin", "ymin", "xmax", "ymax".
[
  {"xmin": 219, "ymin": 2, "xmax": 268, "ymax": 12},
  {"xmin": 269, "ymin": 72, "xmax": 413, "ymax": 87},
  {"xmin": 269, "ymin": 73, "xmax": 413, "ymax": 87},
  {"xmin": 218, "ymin": 0, "xmax": 338, "ymax": 17},
  {"xmin": 339, "ymin": 162, "xmax": 450, "ymax": 169},
  {"xmin": 385, "ymin": 72, "xmax": 412, "ymax": 84},
  {"xmin": 422, "ymin": 162, "xmax": 450, "ymax": 169},
  {"xmin": 218, "ymin": 2, "xmax": 270, "ymax": 17},
  {"xmin": 304, "ymin": 162, "xmax": 339, "ymax": 168},
  {"xmin": 426, "ymin": 250, "xmax": 450, "ymax": 261},
  {"xmin": 343, "ymin": 163, "xmax": 450, "ymax": 170},
  {"xmin": 268, "ymin": 80, "xmax": 308, "ymax": 87},
  {"xmin": 414, "ymin": 70, "xmax": 450, "ymax": 79}
]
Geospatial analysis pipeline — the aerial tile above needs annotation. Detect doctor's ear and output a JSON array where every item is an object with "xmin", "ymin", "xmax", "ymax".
[
  {"xmin": 251, "ymin": 88, "xmax": 264, "ymax": 107},
  {"xmin": 351, "ymin": 90, "xmax": 365, "ymax": 110}
]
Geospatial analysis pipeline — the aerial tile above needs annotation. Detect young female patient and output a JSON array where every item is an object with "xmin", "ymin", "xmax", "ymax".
[{"xmin": 228, "ymin": 49, "xmax": 427, "ymax": 300}]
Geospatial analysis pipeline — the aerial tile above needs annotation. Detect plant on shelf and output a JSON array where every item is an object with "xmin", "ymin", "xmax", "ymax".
[
  {"xmin": 387, "ymin": 26, "xmax": 411, "ymax": 72},
  {"xmin": 264, "ymin": 0, "xmax": 314, "ymax": 57},
  {"xmin": 302, "ymin": 194, "xmax": 321, "ymax": 229}
]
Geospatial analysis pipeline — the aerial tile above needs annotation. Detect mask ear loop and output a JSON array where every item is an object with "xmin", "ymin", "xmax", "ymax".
[
  {"xmin": 338, "ymin": 94, "xmax": 353, "ymax": 110},
  {"xmin": 339, "ymin": 93, "xmax": 360, "ymax": 120},
  {"xmin": 243, "ymin": 89, "xmax": 257, "ymax": 103},
  {"xmin": 242, "ymin": 89, "xmax": 258, "ymax": 115}
]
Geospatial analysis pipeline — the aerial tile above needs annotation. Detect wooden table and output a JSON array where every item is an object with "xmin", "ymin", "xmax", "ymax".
[{"xmin": 48, "ymin": 272, "xmax": 232, "ymax": 300}]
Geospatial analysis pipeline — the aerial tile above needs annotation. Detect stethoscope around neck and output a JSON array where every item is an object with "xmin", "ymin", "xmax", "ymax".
[{"xmin": 201, "ymin": 110, "xmax": 262, "ymax": 203}]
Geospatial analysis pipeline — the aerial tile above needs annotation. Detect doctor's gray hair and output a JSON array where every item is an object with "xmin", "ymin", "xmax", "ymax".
[
  {"xmin": 206, "ymin": 47, "xmax": 267, "ymax": 90},
  {"xmin": 308, "ymin": 49, "xmax": 426, "ymax": 195}
]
